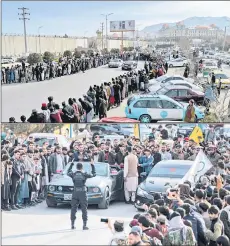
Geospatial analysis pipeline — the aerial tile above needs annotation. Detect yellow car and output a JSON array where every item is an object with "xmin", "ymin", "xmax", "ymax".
[{"xmin": 209, "ymin": 70, "xmax": 230, "ymax": 89}]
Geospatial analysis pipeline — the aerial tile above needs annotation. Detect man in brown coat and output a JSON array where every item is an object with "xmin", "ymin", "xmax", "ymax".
[{"xmin": 124, "ymin": 146, "xmax": 138, "ymax": 204}]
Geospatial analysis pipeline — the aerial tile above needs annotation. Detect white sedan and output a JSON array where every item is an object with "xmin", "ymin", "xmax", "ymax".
[
  {"xmin": 149, "ymin": 74, "xmax": 194, "ymax": 86},
  {"xmin": 168, "ymin": 58, "xmax": 189, "ymax": 67},
  {"xmin": 108, "ymin": 59, "xmax": 123, "ymax": 68},
  {"xmin": 147, "ymin": 79, "xmax": 203, "ymax": 93},
  {"xmin": 203, "ymin": 61, "xmax": 218, "ymax": 71}
]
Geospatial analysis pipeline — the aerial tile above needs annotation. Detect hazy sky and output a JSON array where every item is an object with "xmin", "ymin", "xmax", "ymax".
[{"xmin": 2, "ymin": 1, "xmax": 230, "ymax": 36}]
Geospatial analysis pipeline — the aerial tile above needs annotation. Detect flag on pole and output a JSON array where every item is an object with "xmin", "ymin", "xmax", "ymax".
[
  {"xmin": 189, "ymin": 125, "xmax": 204, "ymax": 144},
  {"xmin": 134, "ymin": 124, "xmax": 140, "ymax": 138},
  {"xmin": 180, "ymin": 150, "xmax": 213, "ymax": 187}
]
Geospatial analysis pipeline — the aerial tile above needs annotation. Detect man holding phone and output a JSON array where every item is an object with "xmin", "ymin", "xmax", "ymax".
[{"xmin": 67, "ymin": 160, "xmax": 96, "ymax": 230}]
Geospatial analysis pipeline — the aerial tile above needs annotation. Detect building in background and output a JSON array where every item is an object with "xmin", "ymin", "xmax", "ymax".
[{"xmin": 158, "ymin": 23, "xmax": 225, "ymax": 40}]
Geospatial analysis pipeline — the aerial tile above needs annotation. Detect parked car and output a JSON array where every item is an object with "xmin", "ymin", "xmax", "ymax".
[
  {"xmin": 125, "ymin": 94, "xmax": 205, "ymax": 123},
  {"xmin": 46, "ymin": 162, "xmax": 124, "ymax": 209},
  {"xmin": 25, "ymin": 133, "xmax": 70, "ymax": 148},
  {"xmin": 177, "ymin": 124, "xmax": 197, "ymax": 137},
  {"xmin": 122, "ymin": 61, "xmax": 137, "ymax": 70},
  {"xmin": 168, "ymin": 58, "xmax": 189, "ymax": 67},
  {"xmin": 147, "ymin": 80, "xmax": 203, "ymax": 93},
  {"xmin": 203, "ymin": 60, "xmax": 218, "ymax": 71},
  {"xmin": 135, "ymin": 160, "xmax": 193, "ymax": 210},
  {"xmin": 108, "ymin": 59, "xmax": 123, "ymax": 68},
  {"xmin": 154, "ymin": 85, "xmax": 205, "ymax": 104},
  {"xmin": 149, "ymin": 75, "xmax": 194, "ymax": 86},
  {"xmin": 90, "ymin": 124, "xmax": 131, "ymax": 136},
  {"xmin": 209, "ymin": 70, "xmax": 230, "ymax": 89}
]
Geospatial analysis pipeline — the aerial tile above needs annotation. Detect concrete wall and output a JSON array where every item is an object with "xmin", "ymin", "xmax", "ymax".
[
  {"xmin": 2, "ymin": 34, "xmax": 151, "ymax": 57},
  {"xmin": 2, "ymin": 35, "xmax": 88, "ymax": 57}
]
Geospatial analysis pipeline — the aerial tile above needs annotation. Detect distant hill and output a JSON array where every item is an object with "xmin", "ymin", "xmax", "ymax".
[{"xmin": 140, "ymin": 16, "xmax": 230, "ymax": 36}]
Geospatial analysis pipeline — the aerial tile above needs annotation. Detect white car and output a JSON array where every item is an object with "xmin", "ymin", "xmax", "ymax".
[
  {"xmin": 203, "ymin": 61, "xmax": 218, "ymax": 71},
  {"xmin": 149, "ymin": 75, "xmax": 194, "ymax": 86},
  {"xmin": 168, "ymin": 58, "xmax": 189, "ymax": 67},
  {"xmin": 108, "ymin": 59, "xmax": 123, "ymax": 68},
  {"xmin": 147, "ymin": 79, "xmax": 203, "ymax": 94}
]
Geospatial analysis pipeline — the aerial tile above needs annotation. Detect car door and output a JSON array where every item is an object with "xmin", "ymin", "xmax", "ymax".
[
  {"xmin": 146, "ymin": 99, "xmax": 164, "ymax": 120},
  {"xmin": 165, "ymin": 89, "xmax": 178, "ymax": 101},
  {"xmin": 177, "ymin": 89, "xmax": 189, "ymax": 102},
  {"xmin": 109, "ymin": 166, "xmax": 124, "ymax": 197},
  {"xmin": 160, "ymin": 100, "xmax": 184, "ymax": 120}
]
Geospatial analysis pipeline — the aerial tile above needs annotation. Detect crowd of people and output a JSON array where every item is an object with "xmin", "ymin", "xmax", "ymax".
[
  {"xmin": 8, "ymin": 58, "xmax": 172, "ymax": 124},
  {"xmin": 2, "ymin": 124, "xmax": 230, "ymax": 245},
  {"xmin": 1, "ymin": 53, "xmax": 138, "ymax": 85}
]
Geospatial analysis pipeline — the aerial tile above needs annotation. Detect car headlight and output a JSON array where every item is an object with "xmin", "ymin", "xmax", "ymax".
[
  {"xmin": 92, "ymin": 187, "xmax": 100, "ymax": 193},
  {"xmin": 136, "ymin": 187, "xmax": 148, "ymax": 197},
  {"xmin": 57, "ymin": 186, "xmax": 62, "ymax": 191},
  {"xmin": 49, "ymin": 185, "xmax": 55, "ymax": 192}
]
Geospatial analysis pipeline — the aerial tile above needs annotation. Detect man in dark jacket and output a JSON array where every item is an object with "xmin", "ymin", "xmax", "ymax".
[
  {"xmin": 27, "ymin": 110, "xmax": 45, "ymax": 123},
  {"xmin": 48, "ymin": 146, "xmax": 65, "ymax": 178},
  {"xmin": 220, "ymin": 195, "xmax": 230, "ymax": 241},
  {"xmin": 115, "ymin": 144, "xmax": 125, "ymax": 168},
  {"xmin": 10, "ymin": 150, "xmax": 23, "ymax": 209},
  {"xmin": 182, "ymin": 203, "xmax": 208, "ymax": 246},
  {"xmin": 152, "ymin": 145, "xmax": 161, "ymax": 166},
  {"xmin": 98, "ymin": 143, "xmax": 105, "ymax": 162}
]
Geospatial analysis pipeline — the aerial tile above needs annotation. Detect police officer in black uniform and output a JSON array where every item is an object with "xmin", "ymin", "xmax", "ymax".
[{"xmin": 67, "ymin": 161, "xmax": 96, "ymax": 230}]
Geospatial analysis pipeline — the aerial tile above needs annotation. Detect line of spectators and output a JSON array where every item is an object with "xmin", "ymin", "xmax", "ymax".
[{"xmin": 2, "ymin": 125, "xmax": 230, "ymax": 246}]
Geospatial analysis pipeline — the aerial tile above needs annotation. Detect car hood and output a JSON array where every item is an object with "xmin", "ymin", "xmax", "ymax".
[
  {"xmin": 49, "ymin": 174, "xmax": 108, "ymax": 187},
  {"xmin": 140, "ymin": 176, "xmax": 180, "ymax": 193}
]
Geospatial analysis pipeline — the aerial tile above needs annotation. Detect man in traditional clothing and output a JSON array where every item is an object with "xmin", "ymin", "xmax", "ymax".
[
  {"xmin": 123, "ymin": 146, "xmax": 138, "ymax": 204},
  {"xmin": 1, "ymin": 155, "xmax": 12, "ymax": 211}
]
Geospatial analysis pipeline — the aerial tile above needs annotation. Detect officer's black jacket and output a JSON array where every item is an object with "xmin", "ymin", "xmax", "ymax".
[{"xmin": 67, "ymin": 163, "xmax": 96, "ymax": 188}]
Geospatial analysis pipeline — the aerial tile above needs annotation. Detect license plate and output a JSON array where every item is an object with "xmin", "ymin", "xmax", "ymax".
[{"xmin": 64, "ymin": 194, "xmax": 72, "ymax": 200}]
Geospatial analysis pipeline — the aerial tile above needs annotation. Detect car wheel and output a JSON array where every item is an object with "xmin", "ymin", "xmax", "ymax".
[
  {"xmin": 46, "ymin": 199, "xmax": 57, "ymax": 208},
  {"xmin": 98, "ymin": 188, "xmax": 110, "ymax": 209},
  {"xmin": 169, "ymin": 64, "xmax": 173, "ymax": 68},
  {"xmin": 139, "ymin": 114, "xmax": 151, "ymax": 123}
]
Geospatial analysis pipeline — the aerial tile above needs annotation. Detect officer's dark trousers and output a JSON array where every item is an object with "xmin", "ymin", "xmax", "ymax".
[
  {"xmin": 70, "ymin": 191, "xmax": 88, "ymax": 223},
  {"xmin": 10, "ymin": 178, "xmax": 20, "ymax": 206}
]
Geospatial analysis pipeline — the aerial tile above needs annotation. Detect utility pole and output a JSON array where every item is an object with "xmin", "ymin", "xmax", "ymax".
[
  {"xmin": 101, "ymin": 13, "xmax": 113, "ymax": 50},
  {"xmin": 101, "ymin": 22, "xmax": 104, "ymax": 50},
  {"xmin": 18, "ymin": 7, "xmax": 30, "ymax": 54},
  {"xmin": 223, "ymin": 26, "xmax": 227, "ymax": 51}
]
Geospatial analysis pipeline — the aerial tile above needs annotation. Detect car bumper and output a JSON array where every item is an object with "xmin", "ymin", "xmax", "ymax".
[
  {"xmin": 46, "ymin": 192, "xmax": 104, "ymax": 204},
  {"xmin": 134, "ymin": 194, "xmax": 154, "ymax": 210}
]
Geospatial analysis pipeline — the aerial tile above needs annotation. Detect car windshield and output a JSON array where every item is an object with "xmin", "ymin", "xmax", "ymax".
[
  {"xmin": 215, "ymin": 74, "xmax": 228, "ymax": 79},
  {"xmin": 148, "ymin": 164, "xmax": 191, "ymax": 178},
  {"xmin": 156, "ymin": 87, "xmax": 168, "ymax": 95},
  {"xmin": 63, "ymin": 162, "xmax": 108, "ymax": 176},
  {"xmin": 27, "ymin": 137, "xmax": 55, "ymax": 147}
]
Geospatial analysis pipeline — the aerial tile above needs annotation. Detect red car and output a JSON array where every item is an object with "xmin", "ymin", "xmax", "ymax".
[{"xmin": 154, "ymin": 85, "xmax": 205, "ymax": 105}]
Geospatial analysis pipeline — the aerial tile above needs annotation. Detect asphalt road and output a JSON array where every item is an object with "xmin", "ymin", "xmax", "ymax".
[
  {"xmin": 2, "ymin": 201, "xmax": 136, "ymax": 245},
  {"xmin": 1, "ymin": 62, "xmax": 145, "ymax": 122},
  {"xmin": 2, "ymin": 62, "xmax": 230, "ymax": 122}
]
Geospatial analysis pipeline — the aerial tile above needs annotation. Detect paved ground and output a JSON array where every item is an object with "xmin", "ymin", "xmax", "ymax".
[
  {"xmin": 2, "ymin": 62, "xmax": 145, "ymax": 122},
  {"xmin": 2, "ymin": 201, "xmax": 137, "ymax": 245}
]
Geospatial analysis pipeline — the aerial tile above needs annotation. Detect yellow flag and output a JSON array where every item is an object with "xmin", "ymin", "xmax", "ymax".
[
  {"xmin": 189, "ymin": 126, "xmax": 204, "ymax": 144},
  {"xmin": 134, "ymin": 124, "xmax": 140, "ymax": 138}
]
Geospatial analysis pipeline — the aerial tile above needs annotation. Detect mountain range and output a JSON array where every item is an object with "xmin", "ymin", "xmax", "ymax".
[{"xmin": 139, "ymin": 16, "xmax": 230, "ymax": 36}]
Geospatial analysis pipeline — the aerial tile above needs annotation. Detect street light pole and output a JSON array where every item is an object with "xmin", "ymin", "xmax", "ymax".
[
  {"xmin": 84, "ymin": 31, "xmax": 88, "ymax": 48},
  {"xmin": 38, "ymin": 26, "xmax": 43, "ymax": 55},
  {"xmin": 101, "ymin": 13, "xmax": 113, "ymax": 50}
]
